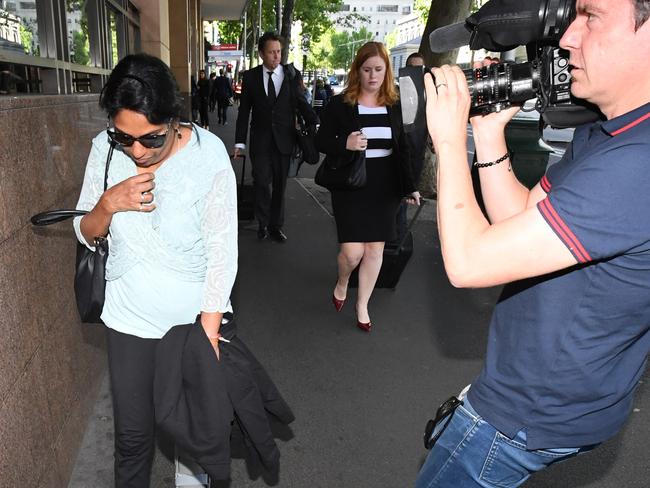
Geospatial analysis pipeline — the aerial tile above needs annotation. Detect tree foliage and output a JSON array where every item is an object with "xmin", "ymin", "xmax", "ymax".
[
  {"xmin": 328, "ymin": 27, "xmax": 373, "ymax": 72},
  {"xmin": 216, "ymin": 20, "xmax": 242, "ymax": 45},
  {"xmin": 234, "ymin": 0, "xmax": 342, "ymax": 64},
  {"xmin": 71, "ymin": 30, "xmax": 90, "ymax": 65}
]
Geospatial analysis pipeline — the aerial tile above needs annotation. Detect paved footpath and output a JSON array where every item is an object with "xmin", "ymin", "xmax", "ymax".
[{"xmin": 69, "ymin": 111, "xmax": 649, "ymax": 488}]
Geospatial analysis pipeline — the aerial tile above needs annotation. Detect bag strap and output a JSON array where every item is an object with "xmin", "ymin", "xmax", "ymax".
[{"xmin": 31, "ymin": 142, "xmax": 115, "ymax": 226}]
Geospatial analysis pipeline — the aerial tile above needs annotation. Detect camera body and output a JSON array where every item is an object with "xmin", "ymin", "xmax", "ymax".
[
  {"xmin": 417, "ymin": 0, "xmax": 602, "ymax": 128},
  {"xmin": 465, "ymin": 44, "xmax": 571, "ymax": 117}
]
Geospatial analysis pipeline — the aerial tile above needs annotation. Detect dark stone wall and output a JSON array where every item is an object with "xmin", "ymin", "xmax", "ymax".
[{"xmin": 0, "ymin": 94, "xmax": 107, "ymax": 487}]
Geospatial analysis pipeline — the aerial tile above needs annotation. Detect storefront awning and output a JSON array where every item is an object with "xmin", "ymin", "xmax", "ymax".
[{"xmin": 201, "ymin": 0, "xmax": 249, "ymax": 21}]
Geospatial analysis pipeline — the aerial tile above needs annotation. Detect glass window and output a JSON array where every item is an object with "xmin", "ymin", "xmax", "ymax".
[
  {"xmin": 377, "ymin": 5, "xmax": 398, "ymax": 13},
  {"xmin": 1, "ymin": 1, "xmax": 39, "ymax": 55},
  {"xmin": 402, "ymin": 6, "xmax": 411, "ymax": 14},
  {"xmin": 339, "ymin": 4, "xmax": 350, "ymax": 11},
  {"xmin": 67, "ymin": 1, "xmax": 91, "ymax": 66}
]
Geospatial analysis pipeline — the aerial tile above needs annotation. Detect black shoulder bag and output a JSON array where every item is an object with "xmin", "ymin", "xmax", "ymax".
[
  {"xmin": 314, "ymin": 105, "xmax": 367, "ymax": 191},
  {"xmin": 314, "ymin": 149, "xmax": 367, "ymax": 191},
  {"xmin": 31, "ymin": 143, "xmax": 115, "ymax": 324}
]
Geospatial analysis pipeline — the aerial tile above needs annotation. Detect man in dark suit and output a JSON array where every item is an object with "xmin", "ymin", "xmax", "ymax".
[{"xmin": 234, "ymin": 32, "xmax": 318, "ymax": 242}]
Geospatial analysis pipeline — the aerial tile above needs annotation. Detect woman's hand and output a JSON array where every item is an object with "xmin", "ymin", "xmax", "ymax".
[
  {"xmin": 405, "ymin": 191, "xmax": 421, "ymax": 206},
  {"xmin": 424, "ymin": 65, "xmax": 471, "ymax": 153},
  {"xmin": 100, "ymin": 173, "xmax": 156, "ymax": 214},
  {"xmin": 201, "ymin": 311, "xmax": 223, "ymax": 360},
  {"xmin": 346, "ymin": 131, "xmax": 368, "ymax": 151},
  {"xmin": 469, "ymin": 58, "xmax": 521, "ymax": 136}
]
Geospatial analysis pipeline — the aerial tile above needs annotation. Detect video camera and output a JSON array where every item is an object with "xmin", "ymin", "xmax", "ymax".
[{"xmin": 400, "ymin": 0, "xmax": 602, "ymax": 129}]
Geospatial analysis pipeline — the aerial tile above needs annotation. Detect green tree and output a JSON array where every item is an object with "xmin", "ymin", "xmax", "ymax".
[
  {"xmin": 328, "ymin": 27, "xmax": 372, "ymax": 72},
  {"xmin": 19, "ymin": 24, "xmax": 34, "ymax": 55},
  {"xmin": 384, "ymin": 29, "xmax": 398, "ymax": 50},
  {"xmin": 71, "ymin": 30, "xmax": 90, "ymax": 65},
  {"xmin": 216, "ymin": 20, "xmax": 242, "ymax": 44},
  {"xmin": 236, "ymin": 0, "xmax": 342, "ymax": 64},
  {"xmin": 304, "ymin": 30, "xmax": 333, "ymax": 71}
]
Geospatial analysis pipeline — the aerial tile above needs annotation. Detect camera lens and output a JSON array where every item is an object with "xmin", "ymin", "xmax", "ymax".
[{"xmin": 464, "ymin": 62, "xmax": 540, "ymax": 114}]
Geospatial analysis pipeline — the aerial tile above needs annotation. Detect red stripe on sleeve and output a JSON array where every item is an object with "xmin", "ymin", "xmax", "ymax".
[
  {"xmin": 540, "ymin": 175, "xmax": 551, "ymax": 193},
  {"xmin": 537, "ymin": 198, "xmax": 591, "ymax": 263}
]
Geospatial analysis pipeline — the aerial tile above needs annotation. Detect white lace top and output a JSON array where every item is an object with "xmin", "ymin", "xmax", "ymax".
[{"xmin": 73, "ymin": 127, "xmax": 238, "ymax": 338}]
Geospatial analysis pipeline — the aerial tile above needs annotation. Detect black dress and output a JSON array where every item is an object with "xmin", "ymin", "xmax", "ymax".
[{"xmin": 331, "ymin": 105, "xmax": 402, "ymax": 243}]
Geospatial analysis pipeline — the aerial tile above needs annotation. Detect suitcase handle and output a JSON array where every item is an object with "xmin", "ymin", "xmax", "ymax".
[
  {"xmin": 393, "ymin": 198, "xmax": 427, "ymax": 252},
  {"xmin": 230, "ymin": 154, "xmax": 247, "ymax": 188}
]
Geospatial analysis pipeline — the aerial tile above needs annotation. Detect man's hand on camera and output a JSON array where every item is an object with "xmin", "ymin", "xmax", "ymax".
[
  {"xmin": 424, "ymin": 64, "xmax": 471, "ymax": 154},
  {"xmin": 469, "ymin": 58, "xmax": 521, "ymax": 135}
]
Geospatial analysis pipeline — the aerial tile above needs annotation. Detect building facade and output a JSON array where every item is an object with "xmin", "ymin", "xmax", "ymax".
[{"xmin": 335, "ymin": 0, "xmax": 414, "ymax": 43}]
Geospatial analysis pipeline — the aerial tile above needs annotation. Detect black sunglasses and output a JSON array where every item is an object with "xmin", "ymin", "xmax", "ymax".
[
  {"xmin": 423, "ymin": 396, "xmax": 463, "ymax": 450},
  {"xmin": 106, "ymin": 122, "xmax": 171, "ymax": 149}
]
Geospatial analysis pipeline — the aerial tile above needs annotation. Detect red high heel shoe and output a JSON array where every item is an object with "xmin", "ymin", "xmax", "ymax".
[
  {"xmin": 356, "ymin": 321, "xmax": 372, "ymax": 332},
  {"xmin": 332, "ymin": 294, "xmax": 345, "ymax": 312}
]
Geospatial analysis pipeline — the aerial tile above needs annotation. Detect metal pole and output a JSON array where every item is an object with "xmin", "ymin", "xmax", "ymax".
[
  {"xmin": 276, "ymin": 0, "xmax": 282, "ymax": 32},
  {"xmin": 242, "ymin": 11, "xmax": 247, "ymax": 70},
  {"xmin": 258, "ymin": 0, "xmax": 263, "ymax": 38}
]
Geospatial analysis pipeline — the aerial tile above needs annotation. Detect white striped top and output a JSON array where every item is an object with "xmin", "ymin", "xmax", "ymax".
[{"xmin": 358, "ymin": 104, "xmax": 393, "ymax": 158}]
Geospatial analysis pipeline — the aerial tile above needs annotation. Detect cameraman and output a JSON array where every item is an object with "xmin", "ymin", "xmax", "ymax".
[{"xmin": 416, "ymin": 1, "xmax": 650, "ymax": 487}]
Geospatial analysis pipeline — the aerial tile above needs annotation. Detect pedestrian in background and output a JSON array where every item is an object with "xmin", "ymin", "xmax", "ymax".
[
  {"xmin": 214, "ymin": 68, "xmax": 234, "ymax": 125},
  {"xmin": 197, "ymin": 69, "xmax": 211, "ymax": 129},
  {"xmin": 234, "ymin": 31, "xmax": 318, "ymax": 243},
  {"xmin": 190, "ymin": 75, "xmax": 199, "ymax": 123},
  {"xmin": 315, "ymin": 41, "xmax": 420, "ymax": 332},
  {"xmin": 74, "ymin": 53, "xmax": 237, "ymax": 486},
  {"xmin": 209, "ymin": 71, "xmax": 217, "ymax": 112}
]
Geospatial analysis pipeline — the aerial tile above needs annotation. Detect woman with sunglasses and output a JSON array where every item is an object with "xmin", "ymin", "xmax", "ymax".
[{"xmin": 73, "ymin": 53, "xmax": 237, "ymax": 486}]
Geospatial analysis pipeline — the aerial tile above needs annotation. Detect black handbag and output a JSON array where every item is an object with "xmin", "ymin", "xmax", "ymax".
[
  {"xmin": 314, "ymin": 150, "xmax": 367, "ymax": 191},
  {"xmin": 30, "ymin": 143, "xmax": 114, "ymax": 323},
  {"xmin": 295, "ymin": 114, "xmax": 320, "ymax": 165}
]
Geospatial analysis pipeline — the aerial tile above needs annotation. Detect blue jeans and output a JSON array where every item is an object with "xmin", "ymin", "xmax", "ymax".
[{"xmin": 415, "ymin": 398, "xmax": 587, "ymax": 488}]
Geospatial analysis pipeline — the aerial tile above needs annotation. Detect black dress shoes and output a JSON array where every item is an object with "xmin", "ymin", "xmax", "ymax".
[
  {"xmin": 257, "ymin": 226, "xmax": 269, "ymax": 240},
  {"xmin": 268, "ymin": 228, "xmax": 287, "ymax": 243}
]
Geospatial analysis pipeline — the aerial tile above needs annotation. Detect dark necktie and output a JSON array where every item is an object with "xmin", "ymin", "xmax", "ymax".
[{"xmin": 267, "ymin": 71, "xmax": 276, "ymax": 103}]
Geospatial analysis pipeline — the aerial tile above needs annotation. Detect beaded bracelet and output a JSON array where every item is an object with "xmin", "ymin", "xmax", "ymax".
[{"xmin": 474, "ymin": 152, "xmax": 511, "ymax": 169}]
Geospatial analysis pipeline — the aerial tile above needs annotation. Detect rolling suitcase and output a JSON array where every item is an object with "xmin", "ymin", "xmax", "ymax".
[
  {"xmin": 349, "ymin": 200, "xmax": 426, "ymax": 289},
  {"xmin": 231, "ymin": 154, "xmax": 254, "ymax": 221}
]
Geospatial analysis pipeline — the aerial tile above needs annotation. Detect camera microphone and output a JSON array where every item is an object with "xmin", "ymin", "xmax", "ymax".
[{"xmin": 428, "ymin": 22, "xmax": 473, "ymax": 54}]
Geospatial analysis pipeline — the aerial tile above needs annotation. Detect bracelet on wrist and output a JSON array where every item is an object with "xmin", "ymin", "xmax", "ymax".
[{"xmin": 474, "ymin": 152, "xmax": 511, "ymax": 170}]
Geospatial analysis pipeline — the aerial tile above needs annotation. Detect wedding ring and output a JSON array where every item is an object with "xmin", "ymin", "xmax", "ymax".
[
  {"xmin": 141, "ymin": 192, "xmax": 146, "ymax": 202},
  {"xmin": 435, "ymin": 83, "xmax": 447, "ymax": 88},
  {"xmin": 139, "ymin": 203, "xmax": 144, "ymax": 211}
]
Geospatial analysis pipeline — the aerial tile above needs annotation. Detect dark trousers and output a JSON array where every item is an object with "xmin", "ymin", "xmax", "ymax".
[
  {"xmin": 107, "ymin": 328, "xmax": 158, "ymax": 488},
  {"xmin": 217, "ymin": 97, "xmax": 229, "ymax": 123},
  {"xmin": 251, "ymin": 143, "xmax": 290, "ymax": 229},
  {"xmin": 199, "ymin": 99, "xmax": 210, "ymax": 128}
]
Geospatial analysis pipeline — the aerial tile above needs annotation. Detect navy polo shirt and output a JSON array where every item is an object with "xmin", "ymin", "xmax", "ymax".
[{"xmin": 468, "ymin": 103, "xmax": 650, "ymax": 450}]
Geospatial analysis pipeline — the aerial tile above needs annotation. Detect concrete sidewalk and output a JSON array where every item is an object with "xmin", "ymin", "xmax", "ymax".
[{"xmin": 69, "ymin": 110, "xmax": 649, "ymax": 487}]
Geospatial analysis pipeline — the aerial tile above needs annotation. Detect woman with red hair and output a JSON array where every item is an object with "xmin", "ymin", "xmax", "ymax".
[{"xmin": 315, "ymin": 41, "xmax": 420, "ymax": 332}]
